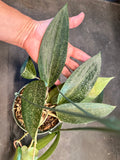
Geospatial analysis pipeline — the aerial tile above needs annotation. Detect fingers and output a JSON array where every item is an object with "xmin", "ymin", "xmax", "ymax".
[
  {"xmin": 68, "ymin": 43, "xmax": 91, "ymax": 62},
  {"xmin": 60, "ymin": 43, "xmax": 90, "ymax": 80},
  {"xmin": 55, "ymin": 59, "xmax": 79, "ymax": 85},
  {"xmin": 72, "ymin": 46, "xmax": 91, "ymax": 62},
  {"xmin": 62, "ymin": 66, "xmax": 72, "ymax": 78},
  {"xmin": 43, "ymin": 12, "xmax": 85, "ymax": 30},
  {"xmin": 69, "ymin": 12, "xmax": 85, "ymax": 29},
  {"xmin": 65, "ymin": 58, "xmax": 79, "ymax": 71},
  {"xmin": 55, "ymin": 66, "xmax": 72, "ymax": 86},
  {"xmin": 55, "ymin": 43, "xmax": 91, "ymax": 85},
  {"xmin": 55, "ymin": 79, "xmax": 61, "ymax": 86},
  {"xmin": 39, "ymin": 11, "xmax": 85, "ymax": 40}
]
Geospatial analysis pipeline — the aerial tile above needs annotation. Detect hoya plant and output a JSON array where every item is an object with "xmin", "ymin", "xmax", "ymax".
[{"xmin": 13, "ymin": 4, "xmax": 120, "ymax": 160}]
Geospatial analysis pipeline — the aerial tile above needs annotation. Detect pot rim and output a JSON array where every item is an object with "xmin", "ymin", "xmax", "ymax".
[{"xmin": 12, "ymin": 83, "xmax": 61, "ymax": 136}]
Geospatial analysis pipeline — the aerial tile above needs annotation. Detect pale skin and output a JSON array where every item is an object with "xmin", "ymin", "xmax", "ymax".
[{"xmin": 0, "ymin": 1, "xmax": 90, "ymax": 85}]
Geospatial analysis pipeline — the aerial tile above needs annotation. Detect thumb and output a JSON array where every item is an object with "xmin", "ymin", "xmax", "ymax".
[{"xmin": 69, "ymin": 12, "xmax": 85, "ymax": 29}]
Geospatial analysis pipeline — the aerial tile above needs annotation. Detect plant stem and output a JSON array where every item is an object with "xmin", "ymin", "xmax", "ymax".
[
  {"xmin": 13, "ymin": 132, "xmax": 28, "ymax": 148},
  {"xmin": 45, "ymin": 87, "xmax": 49, "ymax": 100},
  {"xmin": 32, "ymin": 130, "xmax": 38, "ymax": 160},
  {"xmin": 60, "ymin": 127, "xmax": 119, "ymax": 132},
  {"xmin": 48, "ymin": 111, "xmax": 58, "ymax": 119},
  {"xmin": 19, "ymin": 132, "xmax": 28, "ymax": 141},
  {"xmin": 39, "ymin": 111, "xmax": 48, "ymax": 126},
  {"xmin": 29, "ymin": 139, "xmax": 34, "ymax": 149},
  {"xmin": 35, "ymin": 77, "xmax": 40, "ymax": 80}
]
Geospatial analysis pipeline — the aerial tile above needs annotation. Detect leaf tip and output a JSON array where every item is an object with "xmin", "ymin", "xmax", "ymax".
[
  {"xmin": 113, "ymin": 105, "xmax": 116, "ymax": 109},
  {"xmin": 110, "ymin": 77, "xmax": 115, "ymax": 80}
]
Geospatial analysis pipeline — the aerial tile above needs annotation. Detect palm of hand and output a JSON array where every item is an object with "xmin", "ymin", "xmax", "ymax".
[{"xmin": 23, "ymin": 12, "xmax": 90, "ymax": 85}]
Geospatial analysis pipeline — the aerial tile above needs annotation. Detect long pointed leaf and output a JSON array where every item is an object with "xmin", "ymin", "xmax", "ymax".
[
  {"xmin": 56, "ymin": 103, "xmax": 116, "ymax": 124},
  {"xmin": 37, "ymin": 132, "xmax": 60, "ymax": 160},
  {"xmin": 38, "ymin": 5, "xmax": 69, "ymax": 87},
  {"xmin": 94, "ymin": 91, "xmax": 104, "ymax": 103},
  {"xmin": 57, "ymin": 53, "xmax": 101, "ymax": 104},
  {"xmin": 100, "ymin": 117, "xmax": 120, "ymax": 131},
  {"xmin": 21, "ymin": 80, "xmax": 46, "ymax": 138},
  {"xmin": 82, "ymin": 77, "xmax": 114, "ymax": 102},
  {"xmin": 36, "ymin": 133, "xmax": 56, "ymax": 150},
  {"xmin": 36, "ymin": 124, "xmax": 62, "ymax": 150},
  {"xmin": 20, "ymin": 95, "xmax": 120, "ymax": 133}
]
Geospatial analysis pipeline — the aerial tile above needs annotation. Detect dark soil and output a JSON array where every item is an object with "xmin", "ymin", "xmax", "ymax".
[{"xmin": 13, "ymin": 88, "xmax": 59, "ymax": 132}]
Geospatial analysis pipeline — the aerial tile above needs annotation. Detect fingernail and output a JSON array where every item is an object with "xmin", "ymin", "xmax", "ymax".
[
  {"xmin": 55, "ymin": 80, "xmax": 61, "ymax": 86},
  {"xmin": 79, "ymin": 12, "xmax": 85, "ymax": 17}
]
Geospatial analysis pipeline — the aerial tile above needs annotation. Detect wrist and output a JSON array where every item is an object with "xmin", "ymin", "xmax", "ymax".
[
  {"xmin": 22, "ymin": 20, "xmax": 43, "ymax": 62},
  {"xmin": 0, "ymin": 1, "xmax": 37, "ymax": 48},
  {"xmin": 16, "ymin": 18, "xmax": 37, "ymax": 48}
]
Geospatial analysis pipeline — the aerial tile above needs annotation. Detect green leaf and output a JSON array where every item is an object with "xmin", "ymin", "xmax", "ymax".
[
  {"xmin": 56, "ymin": 103, "xmax": 116, "ymax": 124},
  {"xmin": 99, "ymin": 117, "xmax": 120, "ymax": 131},
  {"xmin": 82, "ymin": 77, "xmax": 114, "ymax": 102},
  {"xmin": 13, "ymin": 147, "xmax": 22, "ymax": 160},
  {"xmin": 21, "ymin": 146, "xmax": 38, "ymax": 160},
  {"xmin": 20, "ymin": 92, "xmax": 119, "ymax": 132},
  {"xmin": 37, "ymin": 132, "xmax": 60, "ymax": 160},
  {"xmin": 21, "ymin": 80, "xmax": 46, "ymax": 138},
  {"xmin": 36, "ymin": 124, "xmax": 62, "ymax": 150},
  {"xmin": 36, "ymin": 132, "xmax": 56, "ymax": 150},
  {"xmin": 46, "ymin": 84, "xmax": 64, "ymax": 104},
  {"xmin": 94, "ymin": 91, "xmax": 104, "ymax": 103},
  {"xmin": 20, "ymin": 57, "xmax": 37, "ymax": 79},
  {"xmin": 38, "ymin": 4, "xmax": 69, "ymax": 87},
  {"xmin": 57, "ymin": 53, "xmax": 101, "ymax": 104}
]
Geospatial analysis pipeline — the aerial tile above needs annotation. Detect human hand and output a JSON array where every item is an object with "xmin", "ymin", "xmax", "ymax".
[
  {"xmin": 23, "ymin": 12, "xmax": 91, "ymax": 85},
  {"xmin": 0, "ymin": 1, "xmax": 90, "ymax": 85}
]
